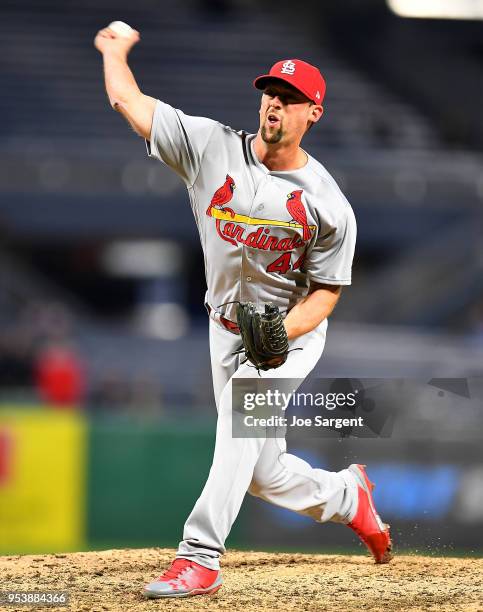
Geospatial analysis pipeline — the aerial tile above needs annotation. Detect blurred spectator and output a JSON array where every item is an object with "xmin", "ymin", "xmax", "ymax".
[
  {"xmin": 86, "ymin": 369, "xmax": 163, "ymax": 417},
  {"xmin": 128, "ymin": 371, "xmax": 163, "ymax": 418},
  {"xmin": 87, "ymin": 369, "xmax": 131, "ymax": 414},
  {"xmin": 34, "ymin": 341, "xmax": 85, "ymax": 408}
]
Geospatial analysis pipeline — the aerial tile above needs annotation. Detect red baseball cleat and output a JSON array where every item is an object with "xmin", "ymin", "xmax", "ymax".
[
  {"xmin": 347, "ymin": 464, "xmax": 393, "ymax": 564},
  {"xmin": 143, "ymin": 558, "xmax": 222, "ymax": 598}
]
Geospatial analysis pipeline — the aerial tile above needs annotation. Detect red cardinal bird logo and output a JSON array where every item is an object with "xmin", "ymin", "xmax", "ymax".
[
  {"xmin": 206, "ymin": 174, "xmax": 236, "ymax": 217},
  {"xmin": 286, "ymin": 190, "xmax": 311, "ymax": 241}
]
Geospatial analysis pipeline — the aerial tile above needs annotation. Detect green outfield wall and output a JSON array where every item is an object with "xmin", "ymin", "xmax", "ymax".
[{"xmin": 87, "ymin": 418, "xmax": 225, "ymax": 547}]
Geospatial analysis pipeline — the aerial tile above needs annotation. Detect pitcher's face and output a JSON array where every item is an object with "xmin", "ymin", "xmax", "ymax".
[{"xmin": 258, "ymin": 81, "xmax": 322, "ymax": 145}]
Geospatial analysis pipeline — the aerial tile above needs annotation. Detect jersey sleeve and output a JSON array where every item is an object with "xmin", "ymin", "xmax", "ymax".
[
  {"xmin": 145, "ymin": 100, "xmax": 217, "ymax": 186},
  {"xmin": 305, "ymin": 204, "xmax": 357, "ymax": 286}
]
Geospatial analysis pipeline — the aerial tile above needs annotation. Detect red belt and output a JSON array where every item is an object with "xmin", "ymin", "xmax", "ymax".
[{"xmin": 208, "ymin": 306, "xmax": 240, "ymax": 335}]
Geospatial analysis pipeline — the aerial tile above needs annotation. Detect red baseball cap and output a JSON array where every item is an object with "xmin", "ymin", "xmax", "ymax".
[{"xmin": 253, "ymin": 59, "xmax": 326, "ymax": 105}]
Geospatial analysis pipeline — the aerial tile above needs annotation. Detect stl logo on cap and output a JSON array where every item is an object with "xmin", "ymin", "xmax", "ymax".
[
  {"xmin": 253, "ymin": 58, "xmax": 326, "ymax": 105},
  {"xmin": 281, "ymin": 60, "xmax": 296, "ymax": 75}
]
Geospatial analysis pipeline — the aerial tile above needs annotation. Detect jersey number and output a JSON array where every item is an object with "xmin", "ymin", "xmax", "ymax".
[{"xmin": 266, "ymin": 252, "xmax": 305, "ymax": 275}]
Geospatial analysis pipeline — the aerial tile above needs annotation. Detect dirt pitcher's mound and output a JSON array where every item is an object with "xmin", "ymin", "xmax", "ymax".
[{"xmin": 1, "ymin": 548, "xmax": 482, "ymax": 612}]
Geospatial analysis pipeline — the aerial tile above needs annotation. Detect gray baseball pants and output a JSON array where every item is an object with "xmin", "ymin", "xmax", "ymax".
[{"xmin": 176, "ymin": 316, "xmax": 358, "ymax": 570}]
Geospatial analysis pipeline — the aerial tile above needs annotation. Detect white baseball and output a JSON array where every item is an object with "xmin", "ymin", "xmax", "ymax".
[{"xmin": 108, "ymin": 21, "xmax": 134, "ymax": 38}]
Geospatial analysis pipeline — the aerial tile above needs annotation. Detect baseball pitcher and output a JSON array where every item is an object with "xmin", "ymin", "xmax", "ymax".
[{"xmin": 94, "ymin": 22, "xmax": 392, "ymax": 599}]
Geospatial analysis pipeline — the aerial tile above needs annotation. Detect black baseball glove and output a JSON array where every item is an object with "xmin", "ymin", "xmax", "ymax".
[{"xmin": 234, "ymin": 302, "xmax": 289, "ymax": 372}]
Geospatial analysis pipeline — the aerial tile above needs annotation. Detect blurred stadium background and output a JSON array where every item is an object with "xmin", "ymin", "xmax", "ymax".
[{"xmin": 1, "ymin": 0, "xmax": 482, "ymax": 557}]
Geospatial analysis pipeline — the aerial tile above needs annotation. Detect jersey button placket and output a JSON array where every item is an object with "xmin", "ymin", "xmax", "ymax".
[
  {"xmin": 241, "ymin": 174, "xmax": 269, "ymax": 304},
  {"xmin": 246, "ymin": 204, "xmax": 264, "ymax": 263}
]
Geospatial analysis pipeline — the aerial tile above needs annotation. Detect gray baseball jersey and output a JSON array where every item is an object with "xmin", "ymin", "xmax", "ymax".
[{"xmin": 146, "ymin": 100, "xmax": 356, "ymax": 322}]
